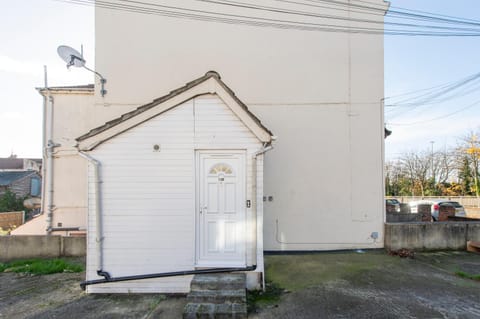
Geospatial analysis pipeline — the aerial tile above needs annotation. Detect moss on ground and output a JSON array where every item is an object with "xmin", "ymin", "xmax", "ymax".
[
  {"xmin": 264, "ymin": 250, "xmax": 399, "ymax": 291},
  {"xmin": 455, "ymin": 271, "xmax": 480, "ymax": 281},
  {"xmin": 247, "ymin": 281, "xmax": 284, "ymax": 313}
]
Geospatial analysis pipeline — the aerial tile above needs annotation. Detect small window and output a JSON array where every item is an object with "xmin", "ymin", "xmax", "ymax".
[{"xmin": 209, "ymin": 163, "xmax": 233, "ymax": 175}]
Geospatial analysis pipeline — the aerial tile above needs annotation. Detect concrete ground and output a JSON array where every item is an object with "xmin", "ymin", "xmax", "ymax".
[
  {"xmin": 252, "ymin": 251, "xmax": 480, "ymax": 319},
  {"xmin": 0, "ymin": 258, "xmax": 187, "ymax": 319},
  {"xmin": 1, "ymin": 251, "xmax": 479, "ymax": 318}
]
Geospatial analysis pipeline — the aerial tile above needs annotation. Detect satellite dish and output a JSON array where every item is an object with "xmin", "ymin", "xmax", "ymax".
[
  {"xmin": 57, "ymin": 45, "xmax": 86, "ymax": 68},
  {"xmin": 56, "ymin": 44, "xmax": 107, "ymax": 97}
]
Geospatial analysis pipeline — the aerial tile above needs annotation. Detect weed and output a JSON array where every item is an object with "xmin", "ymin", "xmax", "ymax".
[
  {"xmin": 0, "ymin": 258, "xmax": 84, "ymax": 275},
  {"xmin": 247, "ymin": 281, "xmax": 284, "ymax": 313},
  {"xmin": 455, "ymin": 271, "xmax": 480, "ymax": 281}
]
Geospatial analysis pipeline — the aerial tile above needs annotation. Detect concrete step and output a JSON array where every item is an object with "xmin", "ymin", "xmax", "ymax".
[
  {"xmin": 187, "ymin": 289, "xmax": 246, "ymax": 304},
  {"xmin": 191, "ymin": 273, "xmax": 246, "ymax": 291},
  {"xmin": 183, "ymin": 303, "xmax": 247, "ymax": 319},
  {"xmin": 183, "ymin": 273, "xmax": 248, "ymax": 318}
]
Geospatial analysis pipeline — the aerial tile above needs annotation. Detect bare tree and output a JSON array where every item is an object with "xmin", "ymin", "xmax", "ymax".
[
  {"xmin": 433, "ymin": 149, "xmax": 455, "ymax": 185},
  {"xmin": 400, "ymin": 151, "xmax": 430, "ymax": 196}
]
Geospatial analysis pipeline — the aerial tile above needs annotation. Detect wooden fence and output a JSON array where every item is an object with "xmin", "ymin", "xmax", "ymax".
[{"xmin": 0, "ymin": 211, "xmax": 24, "ymax": 230}]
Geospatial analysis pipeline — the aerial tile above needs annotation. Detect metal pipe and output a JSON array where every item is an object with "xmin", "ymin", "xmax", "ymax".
[
  {"xmin": 46, "ymin": 95, "xmax": 56, "ymax": 234},
  {"xmin": 78, "ymin": 152, "xmax": 105, "ymax": 274},
  {"xmin": 252, "ymin": 144, "xmax": 273, "ymax": 267},
  {"xmin": 50, "ymin": 227, "xmax": 81, "ymax": 232},
  {"xmin": 80, "ymin": 265, "xmax": 256, "ymax": 290},
  {"xmin": 40, "ymin": 66, "xmax": 48, "ymax": 222}
]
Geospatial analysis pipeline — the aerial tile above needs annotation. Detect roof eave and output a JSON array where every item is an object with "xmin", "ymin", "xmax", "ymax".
[{"xmin": 76, "ymin": 72, "xmax": 273, "ymax": 151}]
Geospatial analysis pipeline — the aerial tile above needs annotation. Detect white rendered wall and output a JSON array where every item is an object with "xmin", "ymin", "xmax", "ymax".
[{"xmin": 95, "ymin": 0, "xmax": 386, "ymax": 250}]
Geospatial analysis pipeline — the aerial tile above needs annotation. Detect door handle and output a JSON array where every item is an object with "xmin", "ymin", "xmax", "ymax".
[{"xmin": 200, "ymin": 206, "xmax": 207, "ymax": 214}]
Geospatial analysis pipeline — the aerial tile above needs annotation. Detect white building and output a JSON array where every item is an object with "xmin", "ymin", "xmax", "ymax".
[{"xmin": 15, "ymin": 0, "xmax": 388, "ymax": 292}]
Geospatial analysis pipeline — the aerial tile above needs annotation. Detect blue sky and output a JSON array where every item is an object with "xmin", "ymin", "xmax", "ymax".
[
  {"xmin": 0, "ymin": 0, "xmax": 479, "ymax": 159},
  {"xmin": 384, "ymin": 0, "xmax": 480, "ymax": 159}
]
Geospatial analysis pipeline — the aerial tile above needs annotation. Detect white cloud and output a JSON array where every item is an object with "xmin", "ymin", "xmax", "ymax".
[{"xmin": 0, "ymin": 55, "xmax": 44, "ymax": 77}]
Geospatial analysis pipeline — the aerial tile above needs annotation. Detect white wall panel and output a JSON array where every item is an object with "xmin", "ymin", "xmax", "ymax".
[{"xmin": 86, "ymin": 95, "xmax": 264, "ymax": 292}]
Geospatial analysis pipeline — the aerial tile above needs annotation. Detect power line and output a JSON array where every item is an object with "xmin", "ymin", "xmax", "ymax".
[
  {"xmin": 192, "ymin": 0, "xmax": 480, "ymax": 33},
  {"xmin": 55, "ymin": 0, "xmax": 480, "ymax": 36},
  {"xmin": 385, "ymin": 72, "xmax": 480, "ymax": 119},
  {"xmin": 388, "ymin": 72, "xmax": 480, "ymax": 106},
  {"xmin": 310, "ymin": 0, "xmax": 480, "ymax": 27},
  {"xmin": 384, "ymin": 73, "xmax": 480, "ymax": 101},
  {"xmin": 387, "ymin": 98, "xmax": 480, "ymax": 126}
]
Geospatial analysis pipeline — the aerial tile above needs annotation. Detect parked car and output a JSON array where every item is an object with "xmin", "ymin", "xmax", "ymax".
[
  {"xmin": 386, "ymin": 198, "xmax": 401, "ymax": 213},
  {"xmin": 408, "ymin": 199, "xmax": 466, "ymax": 221}
]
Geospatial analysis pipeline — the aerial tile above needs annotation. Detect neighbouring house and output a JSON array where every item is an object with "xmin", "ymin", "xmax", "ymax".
[
  {"xmin": 0, "ymin": 156, "xmax": 42, "ymax": 173},
  {"xmin": 0, "ymin": 171, "xmax": 41, "ymax": 198},
  {"xmin": 19, "ymin": 0, "xmax": 389, "ymax": 292}
]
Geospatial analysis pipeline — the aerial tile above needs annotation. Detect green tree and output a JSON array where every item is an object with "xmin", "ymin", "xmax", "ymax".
[
  {"xmin": 458, "ymin": 156, "xmax": 473, "ymax": 195},
  {"xmin": 0, "ymin": 190, "xmax": 26, "ymax": 212}
]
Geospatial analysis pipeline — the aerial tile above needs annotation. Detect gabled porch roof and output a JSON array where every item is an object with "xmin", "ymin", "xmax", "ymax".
[{"xmin": 76, "ymin": 71, "xmax": 273, "ymax": 151}]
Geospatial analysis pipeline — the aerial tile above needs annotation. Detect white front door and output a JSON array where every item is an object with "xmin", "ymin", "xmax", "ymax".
[{"xmin": 196, "ymin": 151, "xmax": 246, "ymax": 267}]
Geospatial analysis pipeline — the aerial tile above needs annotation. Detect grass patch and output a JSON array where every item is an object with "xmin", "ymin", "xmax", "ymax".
[
  {"xmin": 247, "ymin": 282, "xmax": 284, "ymax": 313},
  {"xmin": 0, "ymin": 258, "xmax": 84, "ymax": 275},
  {"xmin": 455, "ymin": 271, "xmax": 480, "ymax": 281}
]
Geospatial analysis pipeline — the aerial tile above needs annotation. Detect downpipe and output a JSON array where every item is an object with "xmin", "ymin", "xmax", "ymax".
[
  {"xmin": 78, "ymin": 152, "xmax": 107, "ymax": 278},
  {"xmin": 80, "ymin": 265, "xmax": 256, "ymax": 290},
  {"xmin": 46, "ymin": 96, "xmax": 60, "ymax": 234},
  {"xmin": 252, "ymin": 143, "xmax": 274, "ymax": 266}
]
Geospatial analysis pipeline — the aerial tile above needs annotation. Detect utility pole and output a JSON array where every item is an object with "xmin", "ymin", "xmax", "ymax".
[{"xmin": 430, "ymin": 141, "xmax": 435, "ymax": 194}]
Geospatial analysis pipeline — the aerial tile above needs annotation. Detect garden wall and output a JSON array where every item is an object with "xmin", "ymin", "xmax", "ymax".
[
  {"xmin": 385, "ymin": 222, "xmax": 480, "ymax": 251},
  {"xmin": 0, "ymin": 235, "xmax": 86, "ymax": 262}
]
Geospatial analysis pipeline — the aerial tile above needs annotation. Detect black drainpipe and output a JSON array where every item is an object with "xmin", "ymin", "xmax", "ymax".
[{"xmin": 80, "ymin": 265, "xmax": 256, "ymax": 290}]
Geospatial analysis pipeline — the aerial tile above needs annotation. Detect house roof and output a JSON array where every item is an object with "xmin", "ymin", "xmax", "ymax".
[
  {"xmin": 0, "ymin": 171, "xmax": 37, "ymax": 186},
  {"xmin": 76, "ymin": 71, "xmax": 274, "ymax": 150},
  {"xmin": 0, "ymin": 158, "xmax": 23, "ymax": 170},
  {"xmin": 0, "ymin": 158, "xmax": 42, "ymax": 170},
  {"xmin": 37, "ymin": 84, "xmax": 94, "ymax": 95}
]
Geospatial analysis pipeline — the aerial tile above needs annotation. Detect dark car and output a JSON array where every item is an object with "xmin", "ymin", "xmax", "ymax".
[{"xmin": 386, "ymin": 199, "xmax": 401, "ymax": 213}]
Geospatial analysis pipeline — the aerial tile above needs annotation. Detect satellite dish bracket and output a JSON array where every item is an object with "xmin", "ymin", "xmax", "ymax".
[
  {"xmin": 83, "ymin": 65, "xmax": 107, "ymax": 97},
  {"xmin": 57, "ymin": 45, "xmax": 107, "ymax": 97}
]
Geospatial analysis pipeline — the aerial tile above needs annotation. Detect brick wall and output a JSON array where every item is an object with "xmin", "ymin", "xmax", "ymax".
[{"xmin": 0, "ymin": 211, "xmax": 24, "ymax": 230}]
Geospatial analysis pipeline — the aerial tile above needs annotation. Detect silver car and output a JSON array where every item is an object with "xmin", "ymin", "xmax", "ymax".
[{"xmin": 408, "ymin": 199, "xmax": 466, "ymax": 221}]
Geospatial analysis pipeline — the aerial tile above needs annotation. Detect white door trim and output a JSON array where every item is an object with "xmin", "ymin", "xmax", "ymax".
[{"xmin": 195, "ymin": 150, "xmax": 247, "ymax": 267}]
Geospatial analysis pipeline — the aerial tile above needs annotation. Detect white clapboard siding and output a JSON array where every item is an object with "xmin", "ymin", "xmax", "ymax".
[{"xmin": 86, "ymin": 94, "xmax": 265, "ymax": 293}]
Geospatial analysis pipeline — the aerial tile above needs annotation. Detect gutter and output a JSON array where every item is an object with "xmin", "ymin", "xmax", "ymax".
[
  {"xmin": 80, "ymin": 265, "xmax": 256, "ymax": 290},
  {"xmin": 77, "ymin": 152, "xmax": 105, "ymax": 275},
  {"xmin": 252, "ymin": 142, "xmax": 274, "ymax": 266},
  {"xmin": 46, "ymin": 95, "xmax": 59, "ymax": 234},
  {"xmin": 40, "ymin": 67, "xmax": 47, "ymax": 225},
  {"xmin": 251, "ymin": 139, "xmax": 275, "ymax": 291}
]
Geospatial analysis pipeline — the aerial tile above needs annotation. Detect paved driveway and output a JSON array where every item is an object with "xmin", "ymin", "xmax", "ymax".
[
  {"xmin": 252, "ymin": 251, "xmax": 480, "ymax": 319},
  {"xmin": 1, "ymin": 251, "xmax": 479, "ymax": 318}
]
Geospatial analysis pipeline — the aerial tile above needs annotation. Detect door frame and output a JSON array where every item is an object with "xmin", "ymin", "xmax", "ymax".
[{"xmin": 194, "ymin": 149, "xmax": 247, "ymax": 268}]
